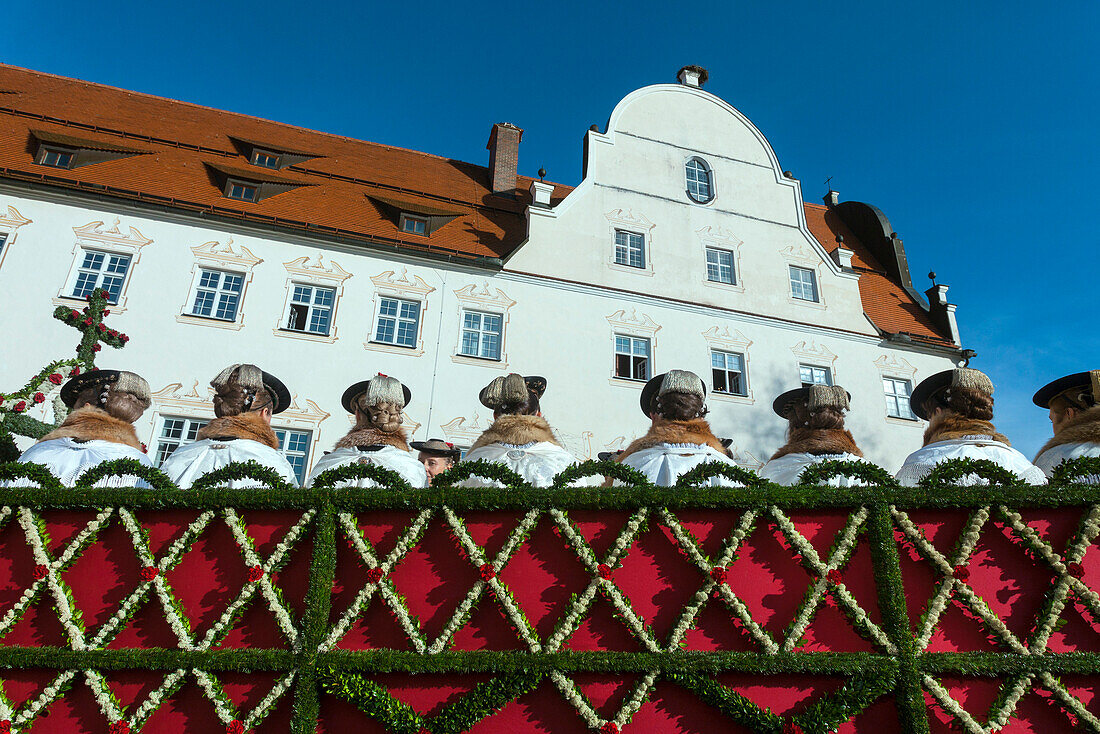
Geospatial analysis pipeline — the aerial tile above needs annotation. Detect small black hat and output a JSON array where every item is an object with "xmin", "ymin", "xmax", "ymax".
[
  {"xmin": 61, "ymin": 369, "xmax": 152, "ymax": 410},
  {"xmin": 597, "ymin": 450, "xmax": 623, "ymax": 462},
  {"xmin": 909, "ymin": 368, "xmax": 994, "ymax": 420},
  {"xmin": 410, "ymin": 438, "xmax": 460, "ymax": 459},
  {"xmin": 479, "ymin": 374, "xmax": 547, "ymax": 410},
  {"xmin": 771, "ymin": 385, "xmax": 852, "ymax": 419},
  {"xmin": 341, "ymin": 374, "xmax": 412, "ymax": 414},
  {"xmin": 261, "ymin": 371, "xmax": 292, "ymax": 415},
  {"xmin": 639, "ymin": 370, "xmax": 707, "ymax": 417},
  {"xmin": 1032, "ymin": 370, "xmax": 1100, "ymax": 409}
]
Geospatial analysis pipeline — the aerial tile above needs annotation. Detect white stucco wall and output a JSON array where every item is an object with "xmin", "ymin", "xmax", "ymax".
[{"xmin": 0, "ymin": 81, "xmax": 959, "ymax": 475}]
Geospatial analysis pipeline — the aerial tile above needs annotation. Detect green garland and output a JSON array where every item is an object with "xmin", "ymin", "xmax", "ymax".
[
  {"xmin": 308, "ymin": 461, "xmax": 413, "ymax": 491},
  {"xmin": 430, "ymin": 459, "xmax": 527, "ymax": 489},
  {"xmin": 0, "ymin": 461, "xmax": 63, "ymax": 490},
  {"xmin": 72, "ymin": 458, "xmax": 177, "ymax": 490},
  {"xmin": 1051, "ymin": 456, "xmax": 1100, "ymax": 485},
  {"xmin": 795, "ymin": 459, "xmax": 899, "ymax": 488},
  {"xmin": 918, "ymin": 458, "xmax": 1028, "ymax": 488},
  {"xmin": 190, "ymin": 460, "xmax": 296, "ymax": 492},
  {"xmin": 675, "ymin": 461, "xmax": 763, "ymax": 488},
  {"xmin": 552, "ymin": 459, "xmax": 653, "ymax": 488}
]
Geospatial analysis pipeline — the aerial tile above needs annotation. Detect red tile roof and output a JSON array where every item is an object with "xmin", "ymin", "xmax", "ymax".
[{"xmin": 0, "ymin": 64, "xmax": 951, "ymax": 345}]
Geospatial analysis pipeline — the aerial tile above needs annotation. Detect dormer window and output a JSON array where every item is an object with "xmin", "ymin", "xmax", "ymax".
[
  {"xmin": 685, "ymin": 157, "xmax": 714, "ymax": 203},
  {"xmin": 400, "ymin": 214, "xmax": 429, "ymax": 236},
  {"xmin": 251, "ymin": 149, "xmax": 281, "ymax": 168},
  {"xmin": 226, "ymin": 180, "xmax": 259, "ymax": 202},
  {"xmin": 38, "ymin": 146, "xmax": 75, "ymax": 169}
]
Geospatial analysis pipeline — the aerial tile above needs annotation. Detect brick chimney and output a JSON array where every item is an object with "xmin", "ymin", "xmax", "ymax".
[{"xmin": 486, "ymin": 122, "xmax": 523, "ymax": 195}]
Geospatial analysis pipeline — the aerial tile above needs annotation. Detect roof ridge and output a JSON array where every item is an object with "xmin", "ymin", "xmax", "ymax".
[{"xmin": 0, "ymin": 63, "xmax": 492, "ymax": 171}]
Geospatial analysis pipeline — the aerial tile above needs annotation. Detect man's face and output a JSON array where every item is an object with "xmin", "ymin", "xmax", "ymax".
[{"xmin": 419, "ymin": 453, "xmax": 454, "ymax": 482}]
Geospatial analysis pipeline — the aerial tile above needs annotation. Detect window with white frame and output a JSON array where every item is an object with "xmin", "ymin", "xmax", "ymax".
[
  {"xmin": 613, "ymin": 230, "xmax": 645, "ymax": 269},
  {"xmin": 789, "ymin": 265, "xmax": 819, "ymax": 302},
  {"xmin": 685, "ymin": 157, "xmax": 713, "ymax": 203},
  {"xmin": 226, "ymin": 180, "xmax": 259, "ymax": 202},
  {"xmin": 614, "ymin": 335, "xmax": 650, "ymax": 381},
  {"xmin": 373, "ymin": 297, "xmax": 421, "ymax": 348},
  {"xmin": 190, "ymin": 269, "xmax": 244, "ymax": 321},
  {"xmin": 154, "ymin": 416, "xmax": 208, "ymax": 466},
  {"xmin": 251, "ymin": 150, "xmax": 281, "ymax": 168},
  {"xmin": 400, "ymin": 214, "xmax": 429, "ymax": 236},
  {"xmin": 711, "ymin": 350, "xmax": 747, "ymax": 396},
  {"xmin": 799, "ymin": 364, "xmax": 833, "ymax": 387},
  {"xmin": 284, "ymin": 284, "xmax": 336, "ymax": 336},
  {"xmin": 884, "ymin": 377, "xmax": 916, "ymax": 420},
  {"xmin": 38, "ymin": 147, "xmax": 75, "ymax": 169},
  {"xmin": 275, "ymin": 428, "xmax": 312, "ymax": 484},
  {"xmin": 705, "ymin": 247, "xmax": 736, "ymax": 285},
  {"xmin": 69, "ymin": 249, "xmax": 132, "ymax": 304},
  {"xmin": 460, "ymin": 310, "xmax": 503, "ymax": 361}
]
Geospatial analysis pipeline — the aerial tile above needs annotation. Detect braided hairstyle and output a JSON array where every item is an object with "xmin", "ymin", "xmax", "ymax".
[{"xmin": 210, "ymin": 364, "xmax": 273, "ymax": 418}]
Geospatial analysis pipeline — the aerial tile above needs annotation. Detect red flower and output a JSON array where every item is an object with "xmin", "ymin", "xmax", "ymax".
[
  {"xmin": 69, "ymin": 309, "xmax": 80, "ymax": 318},
  {"xmin": 13, "ymin": 401, "xmax": 26, "ymax": 413},
  {"xmin": 99, "ymin": 289, "xmax": 111, "ymax": 299},
  {"xmin": 479, "ymin": 564, "xmax": 496, "ymax": 582},
  {"xmin": 366, "ymin": 567, "xmax": 385, "ymax": 584},
  {"xmin": 792, "ymin": 554, "xmax": 803, "ymax": 566},
  {"xmin": 104, "ymin": 309, "xmax": 111, "ymax": 316},
  {"xmin": 83, "ymin": 317, "xmax": 93, "ymax": 326},
  {"xmin": 0, "ymin": 720, "xmax": 10, "ymax": 733},
  {"xmin": 601, "ymin": 724, "xmax": 619, "ymax": 734},
  {"xmin": 952, "ymin": 565, "xmax": 970, "ymax": 582},
  {"xmin": 710, "ymin": 566, "xmax": 729, "ymax": 584},
  {"xmin": 597, "ymin": 563, "xmax": 613, "ymax": 580},
  {"xmin": 247, "ymin": 566, "xmax": 264, "ymax": 582},
  {"xmin": 69, "ymin": 366, "xmax": 81, "ymax": 377},
  {"xmin": 93, "ymin": 344, "xmax": 102, "ymax": 352},
  {"xmin": 783, "ymin": 721, "xmax": 804, "ymax": 734},
  {"xmin": 108, "ymin": 330, "xmax": 117, "ymax": 338},
  {"xmin": 226, "ymin": 721, "xmax": 245, "ymax": 734},
  {"xmin": 140, "ymin": 567, "xmax": 158, "ymax": 580},
  {"xmin": 48, "ymin": 373, "xmax": 63, "ymax": 385},
  {"xmin": 1067, "ymin": 562, "xmax": 1085, "ymax": 579},
  {"xmin": 32, "ymin": 564, "xmax": 48, "ymax": 580},
  {"xmin": 109, "ymin": 721, "xmax": 130, "ymax": 734},
  {"xmin": 98, "ymin": 323, "xmax": 107, "ymax": 332},
  {"xmin": 827, "ymin": 569, "xmax": 843, "ymax": 585},
  {"xmin": 141, "ymin": 443, "xmax": 148, "ymax": 454},
  {"xmin": 120, "ymin": 334, "xmax": 129, "ymax": 343},
  {"xmin": 33, "ymin": 392, "xmax": 45, "ymax": 404}
]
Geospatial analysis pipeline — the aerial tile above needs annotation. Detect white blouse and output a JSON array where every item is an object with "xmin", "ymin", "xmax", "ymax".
[
  {"xmin": 758, "ymin": 452, "xmax": 870, "ymax": 486},
  {"xmin": 458, "ymin": 442, "xmax": 594, "ymax": 488},
  {"xmin": 11, "ymin": 438, "xmax": 155, "ymax": 488},
  {"xmin": 895, "ymin": 436, "xmax": 1046, "ymax": 487},
  {"xmin": 305, "ymin": 445, "xmax": 428, "ymax": 489},
  {"xmin": 620, "ymin": 443, "xmax": 744, "ymax": 487},
  {"xmin": 159, "ymin": 438, "xmax": 299, "ymax": 489}
]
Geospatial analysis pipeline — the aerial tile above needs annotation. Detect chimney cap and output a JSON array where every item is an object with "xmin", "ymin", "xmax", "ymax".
[
  {"xmin": 486, "ymin": 122, "xmax": 524, "ymax": 149},
  {"xmin": 677, "ymin": 65, "xmax": 709, "ymax": 87},
  {"xmin": 824, "ymin": 189, "xmax": 840, "ymax": 207}
]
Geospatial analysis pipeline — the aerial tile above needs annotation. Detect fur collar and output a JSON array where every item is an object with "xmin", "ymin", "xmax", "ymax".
[
  {"xmin": 196, "ymin": 413, "xmax": 280, "ymax": 450},
  {"xmin": 618, "ymin": 418, "xmax": 726, "ymax": 460},
  {"xmin": 39, "ymin": 406, "xmax": 141, "ymax": 449},
  {"xmin": 470, "ymin": 414, "xmax": 560, "ymax": 450},
  {"xmin": 1037, "ymin": 406, "xmax": 1100, "ymax": 457},
  {"xmin": 770, "ymin": 428, "xmax": 863, "ymax": 461},
  {"xmin": 334, "ymin": 425, "xmax": 410, "ymax": 451},
  {"xmin": 924, "ymin": 415, "xmax": 1009, "ymax": 447}
]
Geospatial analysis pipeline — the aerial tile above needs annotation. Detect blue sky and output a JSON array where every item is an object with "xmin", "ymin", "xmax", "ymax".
[{"xmin": 7, "ymin": 1, "xmax": 1096, "ymax": 456}]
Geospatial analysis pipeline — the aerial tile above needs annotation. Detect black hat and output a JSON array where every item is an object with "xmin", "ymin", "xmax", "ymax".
[
  {"xmin": 61, "ymin": 369, "xmax": 151, "ymax": 409},
  {"xmin": 210, "ymin": 364, "xmax": 291, "ymax": 415},
  {"xmin": 410, "ymin": 438, "xmax": 460, "ymax": 459},
  {"xmin": 1032, "ymin": 370, "xmax": 1100, "ymax": 409},
  {"xmin": 342, "ymin": 374, "xmax": 411, "ymax": 414},
  {"xmin": 597, "ymin": 450, "xmax": 623, "ymax": 462},
  {"xmin": 639, "ymin": 370, "xmax": 707, "ymax": 417},
  {"xmin": 479, "ymin": 374, "xmax": 547, "ymax": 410},
  {"xmin": 909, "ymin": 368, "xmax": 994, "ymax": 420},
  {"xmin": 262, "ymin": 371, "xmax": 292, "ymax": 415},
  {"xmin": 771, "ymin": 385, "xmax": 852, "ymax": 419}
]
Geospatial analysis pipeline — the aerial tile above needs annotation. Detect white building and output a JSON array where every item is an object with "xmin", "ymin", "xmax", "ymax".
[{"xmin": 0, "ymin": 64, "xmax": 965, "ymax": 480}]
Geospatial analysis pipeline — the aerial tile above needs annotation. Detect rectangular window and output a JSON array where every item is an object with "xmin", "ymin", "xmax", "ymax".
[
  {"xmin": 190, "ymin": 269, "xmax": 244, "ymax": 321},
  {"xmin": 275, "ymin": 428, "xmax": 312, "ymax": 484},
  {"xmin": 613, "ymin": 230, "xmax": 645, "ymax": 269},
  {"xmin": 284, "ymin": 284, "xmax": 336, "ymax": 336},
  {"xmin": 706, "ymin": 247, "xmax": 735, "ymax": 285},
  {"xmin": 799, "ymin": 364, "xmax": 833, "ymax": 387},
  {"xmin": 227, "ymin": 180, "xmax": 259, "ymax": 202},
  {"xmin": 70, "ymin": 249, "xmax": 131, "ymax": 304},
  {"xmin": 154, "ymin": 416, "xmax": 208, "ymax": 466},
  {"xmin": 459, "ymin": 310, "xmax": 503, "ymax": 360},
  {"xmin": 614, "ymin": 334, "xmax": 651, "ymax": 381},
  {"xmin": 711, "ymin": 350, "xmax": 747, "ymax": 396},
  {"xmin": 401, "ymin": 214, "xmax": 428, "ymax": 236},
  {"xmin": 38, "ymin": 147, "xmax": 75, "ymax": 169},
  {"xmin": 789, "ymin": 265, "xmax": 819, "ymax": 302},
  {"xmin": 0, "ymin": 232, "xmax": 7, "ymax": 259},
  {"xmin": 251, "ymin": 150, "xmax": 281, "ymax": 168},
  {"xmin": 884, "ymin": 377, "xmax": 916, "ymax": 420},
  {"xmin": 374, "ymin": 297, "xmax": 421, "ymax": 348}
]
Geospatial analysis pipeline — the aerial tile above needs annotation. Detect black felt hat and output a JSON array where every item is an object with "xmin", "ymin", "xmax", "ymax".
[
  {"xmin": 409, "ymin": 438, "xmax": 460, "ymax": 459},
  {"xmin": 638, "ymin": 371, "xmax": 707, "ymax": 417},
  {"xmin": 261, "ymin": 371, "xmax": 292, "ymax": 415},
  {"xmin": 597, "ymin": 450, "xmax": 623, "ymax": 462},
  {"xmin": 479, "ymin": 374, "xmax": 547, "ymax": 410},
  {"xmin": 341, "ymin": 374, "xmax": 411, "ymax": 414},
  {"xmin": 1032, "ymin": 370, "xmax": 1100, "ymax": 408},
  {"xmin": 909, "ymin": 368, "xmax": 994, "ymax": 421},
  {"xmin": 771, "ymin": 385, "xmax": 852, "ymax": 419},
  {"xmin": 60, "ymin": 369, "xmax": 152, "ymax": 410}
]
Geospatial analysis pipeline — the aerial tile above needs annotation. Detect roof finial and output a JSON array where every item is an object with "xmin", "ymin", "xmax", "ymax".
[
  {"xmin": 928, "ymin": 271, "xmax": 937, "ymax": 286},
  {"xmin": 538, "ymin": 167, "xmax": 546, "ymax": 181}
]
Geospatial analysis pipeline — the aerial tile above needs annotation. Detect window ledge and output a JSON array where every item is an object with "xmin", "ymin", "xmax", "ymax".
[
  {"xmin": 364, "ymin": 340, "xmax": 425, "ymax": 357},
  {"xmin": 710, "ymin": 390, "xmax": 754, "ymax": 405},
  {"xmin": 53, "ymin": 295, "xmax": 127, "ymax": 315},
  {"xmin": 608, "ymin": 376, "xmax": 648, "ymax": 390},
  {"xmin": 451, "ymin": 353, "xmax": 508, "ymax": 370},
  {"xmin": 703, "ymin": 279, "xmax": 745, "ymax": 295},
  {"xmin": 607, "ymin": 260, "xmax": 654, "ymax": 277},
  {"xmin": 176, "ymin": 313, "xmax": 244, "ymax": 331},
  {"xmin": 886, "ymin": 415, "xmax": 922, "ymax": 426},
  {"xmin": 787, "ymin": 295, "xmax": 827, "ymax": 310},
  {"xmin": 274, "ymin": 327, "xmax": 338, "ymax": 344}
]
